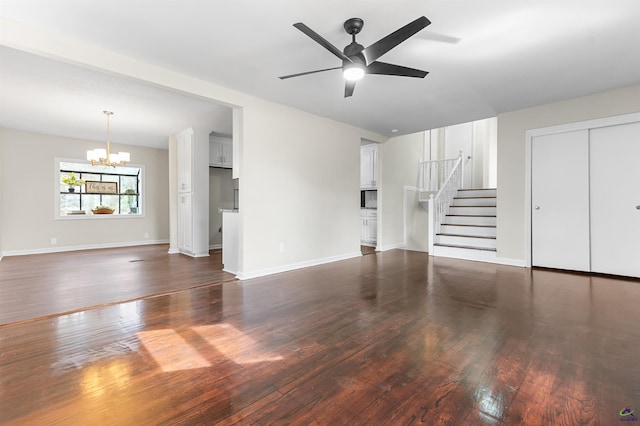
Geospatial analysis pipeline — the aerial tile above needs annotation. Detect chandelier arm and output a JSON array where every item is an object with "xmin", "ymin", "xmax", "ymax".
[{"xmin": 88, "ymin": 111, "xmax": 129, "ymax": 167}]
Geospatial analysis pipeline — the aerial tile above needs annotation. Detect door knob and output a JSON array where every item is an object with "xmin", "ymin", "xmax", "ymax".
[
  {"xmin": 636, "ymin": 205, "xmax": 640, "ymax": 210},
  {"xmin": 534, "ymin": 206, "xmax": 540, "ymax": 210}
]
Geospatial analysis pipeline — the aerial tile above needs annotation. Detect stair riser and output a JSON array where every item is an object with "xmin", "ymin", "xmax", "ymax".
[
  {"xmin": 448, "ymin": 206, "xmax": 496, "ymax": 216},
  {"xmin": 456, "ymin": 189, "xmax": 496, "ymax": 198},
  {"xmin": 440, "ymin": 225, "xmax": 496, "ymax": 237},
  {"xmin": 452, "ymin": 197, "xmax": 496, "ymax": 207},
  {"xmin": 435, "ymin": 235, "xmax": 496, "ymax": 249},
  {"xmin": 432, "ymin": 245, "xmax": 498, "ymax": 260},
  {"xmin": 443, "ymin": 215, "xmax": 497, "ymax": 226}
]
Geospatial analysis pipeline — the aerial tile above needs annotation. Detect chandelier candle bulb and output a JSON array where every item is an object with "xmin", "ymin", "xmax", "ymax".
[{"xmin": 87, "ymin": 111, "xmax": 130, "ymax": 167}]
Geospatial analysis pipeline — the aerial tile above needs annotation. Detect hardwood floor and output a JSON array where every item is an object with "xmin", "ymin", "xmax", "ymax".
[
  {"xmin": 1, "ymin": 248, "xmax": 639, "ymax": 424},
  {"xmin": 0, "ymin": 245, "xmax": 236, "ymax": 325},
  {"xmin": 361, "ymin": 245, "xmax": 376, "ymax": 255}
]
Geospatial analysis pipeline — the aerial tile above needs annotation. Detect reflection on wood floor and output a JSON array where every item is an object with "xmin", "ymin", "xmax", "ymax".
[{"xmin": 1, "ymin": 247, "xmax": 639, "ymax": 424}]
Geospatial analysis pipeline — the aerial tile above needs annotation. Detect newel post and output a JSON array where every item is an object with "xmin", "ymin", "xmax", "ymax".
[
  {"xmin": 458, "ymin": 150, "xmax": 465, "ymax": 190},
  {"xmin": 428, "ymin": 194, "xmax": 435, "ymax": 254}
]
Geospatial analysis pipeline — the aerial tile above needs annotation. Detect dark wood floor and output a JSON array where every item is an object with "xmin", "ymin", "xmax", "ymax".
[
  {"xmin": 0, "ymin": 245, "xmax": 235, "ymax": 325},
  {"xmin": 1, "ymin": 248, "xmax": 639, "ymax": 424}
]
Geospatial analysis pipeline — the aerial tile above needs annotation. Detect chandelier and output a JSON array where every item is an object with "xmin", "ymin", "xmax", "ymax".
[{"xmin": 87, "ymin": 111, "xmax": 130, "ymax": 167}]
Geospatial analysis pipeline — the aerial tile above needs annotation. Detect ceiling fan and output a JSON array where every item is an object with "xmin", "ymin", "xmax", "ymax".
[{"xmin": 279, "ymin": 16, "xmax": 431, "ymax": 97}]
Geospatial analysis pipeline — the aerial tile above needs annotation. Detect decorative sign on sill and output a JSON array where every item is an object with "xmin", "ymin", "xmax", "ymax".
[{"xmin": 85, "ymin": 181, "xmax": 118, "ymax": 194}]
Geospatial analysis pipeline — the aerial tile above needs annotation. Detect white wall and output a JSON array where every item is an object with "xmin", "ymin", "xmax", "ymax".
[
  {"xmin": 0, "ymin": 129, "xmax": 3, "ymax": 259},
  {"xmin": 497, "ymin": 84, "xmax": 640, "ymax": 260},
  {"xmin": 0, "ymin": 129, "xmax": 169, "ymax": 254},
  {"xmin": 472, "ymin": 117, "xmax": 497, "ymax": 188},
  {"xmin": 379, "ymin": 132, "xmax": 426, "ymax": 251},
  {"xmin": 445, "ymin": 122, "xmax": 474, "ymax": 188},
  {"xmin": 238, "ymin": 99, "xmax": 375, "ymax": 276}
]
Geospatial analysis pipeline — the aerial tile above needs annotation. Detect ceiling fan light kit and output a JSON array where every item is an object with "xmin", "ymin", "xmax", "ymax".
[
  {"xmin": 280, "ymin": 16, "xmax": 430, "ymax": 97},
  {"xmin": 343, "ymin": 62, "xmax": 365, "ymax": 81}
]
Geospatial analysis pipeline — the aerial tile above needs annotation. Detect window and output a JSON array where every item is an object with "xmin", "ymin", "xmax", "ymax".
[{"xmin": 57, "ymin": 160, "xmax": 143, "ymax": 218}]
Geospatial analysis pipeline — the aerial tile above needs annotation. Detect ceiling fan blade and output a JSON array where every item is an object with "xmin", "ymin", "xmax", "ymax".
[
  {"xmin": 345, "ymin": 80, "xmax": 356, "ymax": 98},
  {"xmin": 366, "ymin": 61, "xmax": 428, "ymax": 78},
  {"xmin": 279, "ymin": 66, "xmax": 342, "ymax": 80},
  {"xmin": 293, "ymin": 23, "xmax": 352, "ymax": 63},
  {"xmin": 362, "ymin": 16, "xmax": 431, "ymax": 64}
]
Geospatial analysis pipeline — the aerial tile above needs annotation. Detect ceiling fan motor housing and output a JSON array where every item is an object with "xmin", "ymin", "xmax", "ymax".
[{"xmin": 343, "ymin": 43, "xmax": 366, "ymax": 64}]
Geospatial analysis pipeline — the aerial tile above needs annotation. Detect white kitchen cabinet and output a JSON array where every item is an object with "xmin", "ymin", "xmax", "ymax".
[
  {"xmin": 209, "ymin": 135, "xmax": 233, "ymax": 168},
  {"xmin": 177, "ymin": 128, "xmax": 194, "ymax": 193},
  {"xmin": 177, "ymin": 193, "xmax": 193, "ymax": 253},
  {"xmin": 222, "ymin": 210, "xmax": 239, "ymax": 274},
  {"xmin": 360, "ymin": 209, "xmax": 377, "ymax": 245},
  {"xmin": 366, "ymin": 214, "xmax": 377, "ymax": 243},
  {"xmin": 171, "ymin": 127, "xmax": 209, "ymax": 257},
  {"xmin": 360, "ymin": 215, "xmax": 367, "ymax": 242},
  {"xmin": 360, "ymin": 144, "xmax": 378, "ymax": 189}
]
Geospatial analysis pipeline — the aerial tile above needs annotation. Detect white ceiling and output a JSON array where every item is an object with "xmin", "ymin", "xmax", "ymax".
[{"xmin": 1, "ymin": 1, "xmax": 640, "ymax": 149}]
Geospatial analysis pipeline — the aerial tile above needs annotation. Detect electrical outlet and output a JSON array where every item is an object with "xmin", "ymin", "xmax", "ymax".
[
  {"xmin": 279, "ymin": 243, "xmax": 285, "ymax": 253},
  {"xmin": 51, "ymin": 238, "xmax": 57, "ymax": 245},
  {"xmin": 143, "ymin": 232, "xmax": 149, "ymax": 239}
]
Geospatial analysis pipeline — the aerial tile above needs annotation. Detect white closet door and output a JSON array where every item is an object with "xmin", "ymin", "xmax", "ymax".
[
  {"xmin": 531, "ymin": 130, "xmax": 591, "ymax": 271},
  {"xmin": 590, "ymin": 121, "xmax": 640, "ymax": 278}
]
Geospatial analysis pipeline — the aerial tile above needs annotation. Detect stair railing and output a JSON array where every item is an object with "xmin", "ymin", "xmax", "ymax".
[
  {"xmin": 418, "ymin": 155, "xmax": 462, "ymax": 196},
  {"xmin": 428, "ymin": 151, "xmax": 464, "ymax": 253}
]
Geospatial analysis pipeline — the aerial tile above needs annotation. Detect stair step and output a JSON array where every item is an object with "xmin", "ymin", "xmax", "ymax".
[
  {"xmin": 434, "ymin": 243, "xmax": 497, "ymax": 252},
  {"xmin": 456, "ymin": 188, "xmax": 496, "ymax": 198},
  {"xmin": 440, "ymin": 224, "xmax": 496, "ymax": 237},
  {"xmin": 452, "ymin": 197, "xmax": 496, "ymax": 207},
  {"xmin": 435, "ymin": 234, "xmax": 496, "ymax": 249},
  {"xmin": 448, "ymin": 206, "xmax": 496, "ymax": 216},
  {"xmin": 431, "ymin": 244, "xmax": 498, "ymax": 261},
  {"xmin": 444, "ymin": 215, "xmax": 497, "ymax": 226}
]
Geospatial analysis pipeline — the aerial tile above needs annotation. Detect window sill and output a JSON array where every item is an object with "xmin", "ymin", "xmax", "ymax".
[{"xmin": 55, "ymin": 213, "xmax": 145, "ymax": 220}]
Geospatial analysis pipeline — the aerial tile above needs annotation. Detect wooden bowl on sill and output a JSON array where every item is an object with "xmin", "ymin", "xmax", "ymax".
[{"xmin": 92, "ymin": 207, "xmax": 114, "ymax": 215}]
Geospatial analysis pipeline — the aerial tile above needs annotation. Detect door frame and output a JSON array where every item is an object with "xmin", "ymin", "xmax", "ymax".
[{"xmin": 524, "ymin": 111, "xmax": 640, "ymax": 267}]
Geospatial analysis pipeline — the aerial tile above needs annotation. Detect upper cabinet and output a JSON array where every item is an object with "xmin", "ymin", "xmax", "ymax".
[
  {"xmin": 177, "ymin": 128, "xmax": 194, "ymax": 193},
  {"xmin": 360, "ymin": 144, "xmax": 378, "ymax": 189},
  {"xmin": 210, "ymin": 135, "xmax": 233, "ymax": 169}
]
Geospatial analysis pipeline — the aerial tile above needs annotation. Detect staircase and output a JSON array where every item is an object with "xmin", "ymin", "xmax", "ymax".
[{"xmin": 432, "ymin": 188, "xmax": 497, "ymax": 261}]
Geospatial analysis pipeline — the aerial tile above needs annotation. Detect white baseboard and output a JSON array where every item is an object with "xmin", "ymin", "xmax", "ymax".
[
  {"xmin": 489, "ymin": 257, "xmax": 526, "ymax": 267},
  {"xmin": 179, "ymin": 250, "xmax": 210, "ymax": 258},
  {"xmin": 236, "ymin": 251, "xmax": 362, "ymax": 280},
  {"xmin": 376, "ymin": 242, "xmax": 405, "ymax": 252},
  {"xmin": 209, "ymin": 244, "xmax": 222, "ymax": 250},
  {"xmin": 2, "ymin": 239, "xmax": 170, "ymax": 257},
  {"xmin": 431, "ymin": 246, "xmax": 525, "ymax": 267}
]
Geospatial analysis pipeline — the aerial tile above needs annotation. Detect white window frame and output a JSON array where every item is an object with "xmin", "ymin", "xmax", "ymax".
[{"xmin": 54, "ymin": 157, "xmax": 146, "ymax": 220}]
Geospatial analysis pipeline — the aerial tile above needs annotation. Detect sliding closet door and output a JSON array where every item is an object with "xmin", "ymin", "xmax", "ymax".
[
  {"xmin": 531, "ymin": 130, "xmax": 591, "ymax": 271},
  {"xmin": 590, "ymin": 121, "xmax": 640, "ymax": 278}
]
